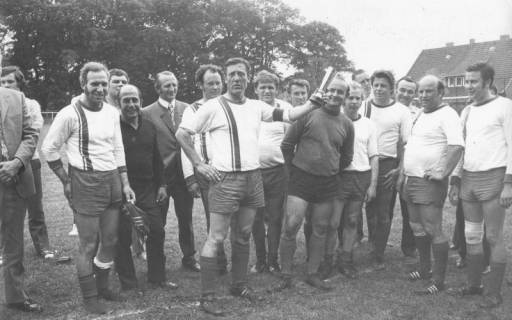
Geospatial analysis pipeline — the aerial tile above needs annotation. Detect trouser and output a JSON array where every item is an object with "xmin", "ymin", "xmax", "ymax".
[
  {"xmin": 116, "ymin": 181, "xmax": 166, "ymax": 287},
  {"xmin": 365, "ymin": 158, "xmax": 398, "ymax": 261},
  {"xmin": 389, "ymin": 191, "xmax": 416, "ymax": 256},
  {"xmin": 1, "ymin": 184, "xmax": 29, "ymax": 304},
  {"xmin": 252, "ymin": 165, "xmax": 287, "ymax": 265},
  {"xmin": 161, "ymin": 179, "xmax": 195, "ymax": 264},
  {"xmin": 27, "ymin": 159, "xmax": 50, "ymax": 255}
]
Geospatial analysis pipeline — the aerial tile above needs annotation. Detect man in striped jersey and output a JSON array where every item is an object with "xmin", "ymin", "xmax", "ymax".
[
  {"xmin": 449, "ymin": 63, "xmax": 512, "ymax": 308},
  {"xmin": 181, "ymin": 64, "xmax": 227, "ymax": 273},
  {"xmin": 177, "ymin": 57, "xmax": 319, "ymax": 316},
  {"xmin": 251, "ymin": 70, "xmax": 292, "ymax": 273},
  {"xmin": 42, "ymin": 62, "xmax": 135, "ymax": 314}
]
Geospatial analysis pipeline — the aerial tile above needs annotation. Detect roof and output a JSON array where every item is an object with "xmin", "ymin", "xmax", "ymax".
[{"xmin": 407, "ymin": 36, "xmax": 512, "ymax": 96}]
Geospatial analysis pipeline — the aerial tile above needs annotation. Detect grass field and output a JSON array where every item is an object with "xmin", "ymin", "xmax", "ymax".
[{"xmin": 0, "ymin": 123, "xmax": 511, "ymax": 320}]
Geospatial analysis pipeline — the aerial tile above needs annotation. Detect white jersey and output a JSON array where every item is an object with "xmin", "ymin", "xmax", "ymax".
[
  {"xmin": 26, "ymin": 98, "xmax": 44, "ymax": 160},
  {"xmin": 258, "ymin": 99, "xmax": 292, "ymax": 168},
  {"xmin": 361, "ymin": 100, "xmax": 412, "ymax": 158},
  {"xmin": 179, "ymin": 95, "xmax": 288, "ymax": 172},
  {"xmin": 345, "ymin": 116, "xmax": 378, "ymax": 172},
  {"xmin": 180, "ymin": 100, "xmax": 213, "ymax": 180},
  {"xmin": 404, "ymin": 105, "xmax": 464, "ymax": 178},
  {"xmin": 454, "ymin": 96, "xmax": 512, "ymax": 175},
  {"xmin": 42, "ymin": 101, "xmax": 126, "ymax": 172}
]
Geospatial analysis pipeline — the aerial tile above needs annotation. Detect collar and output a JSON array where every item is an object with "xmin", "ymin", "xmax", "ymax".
[{"xmin": 158, "ymin": 97, "xmax": 175, "ymax": 109}]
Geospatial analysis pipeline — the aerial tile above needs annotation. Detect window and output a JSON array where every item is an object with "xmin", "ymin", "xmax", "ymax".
[
  {"xmin": 456, "ymin": 76, "xmax": 464, "ymax": 87},
  {"xmin": 447, "ymin": 77, "xmax": 455, "ymax": 87}
]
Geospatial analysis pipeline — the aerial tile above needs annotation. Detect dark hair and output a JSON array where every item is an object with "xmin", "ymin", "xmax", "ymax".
[
  {"xmin": 108, "ymin": 68, "xmax": 129, "ymax": 82},
  {"xmin": 79, "ymin": 62, "xmax": 109, "ymax": 87},
  {"xmin": 1, "ymin": 65, "xmax": 26, "ymax": 91},
  {"xmin": 370, "ymin": 70, "xmax": 396, "ymax": 90},
  {"xmin": 351, "ymin": 69, "xmax": 367, "ymax": 81},
  {"xmin": 254, "ymin": 70, "xmax": 279, "ymax": 88},
  {"xmin": 287, "ymin": 78, "xmax": 310, "ymax": 94},
  {"xmin": 490, "ymin": 84, "xmax": 498, "ymax": 95},
  {"xmin": 224, "ymin": 57, "xmax": 251, "ymax": 76},
  {"xmin": 466, "ymin": 62, "xmax": 495, "ymax": 86},
  {"xmin": 154, "ymin": 71, "xmax": 177, "ymax": 91},
  {"xmin": 194, "ymin": 64, "xmax": 224, "ymax": 85},
  {"xmin": 396, "ymin": 76, "xmax": 418, "ymax": 92}
]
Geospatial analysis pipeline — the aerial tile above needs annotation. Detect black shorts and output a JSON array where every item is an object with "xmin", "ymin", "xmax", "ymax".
[
  {"xmin": 288, "ymin": 166, "xmax": 339, "ymax": 203},
  {"xmin": 403, "ymin": 176, "xmax": 448, "ymax": 207},
  {"xmin": 338, "ymin": 170, "xmax": 371, "ymax": 201}
]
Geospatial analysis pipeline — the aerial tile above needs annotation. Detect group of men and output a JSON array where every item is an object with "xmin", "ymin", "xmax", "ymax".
[{"xmin": 0, "ymin": 52, "xmax": 510, "ymax": 317}]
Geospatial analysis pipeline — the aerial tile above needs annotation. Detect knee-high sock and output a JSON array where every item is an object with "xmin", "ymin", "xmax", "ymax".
[
  {"xmin": 231, "ymin": 241, "xmax": 249, "ymax": 288},
  {"xmin": 200, "ymin": 256, "xmax": 218, "ymax": 296},
  {"xmin": 466, "ymin": 253, "xmax": 484, "ymax": 288},
  {"xmin": 485, "ymin": 262, "xmax": 506, "ymax": 297},
  {"xmin": 79, "ymin": 273, "xmax": 97, "ymax": 299},
  {"xmin": 307, "ymin": 233, "xmax": 326, "ymax": 274},
  {"xmin": 432, "ymin": 242, "xmax": 449, "ymax": 286},
  {"xmin": 280, "ymin": 236, "xmax": 296, "ymax": 275},
  {"xmin": 415, "ymin": 235, "xmax": 432, "ymax": 277}
]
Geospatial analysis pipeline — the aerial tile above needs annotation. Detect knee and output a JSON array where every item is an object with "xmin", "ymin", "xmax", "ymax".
[
  {"xmin": 409, "ymin": 222, "xmax": 425, "ymax": 236},
  {"xmin": 283, "ymin": 220, "xmax": 301, "ymax": 239},
  {"xmin": 485, "ymin": 230, "xmax": 502, "ymax": 247},
  {"xmin": 102, "ymin": 232, "xmax": 118, "ymax": 248},
  {"xmin": 344, "ymin": 214, "xmax": 358, "ymax": 230},
  {"xmin": 312, "ymin": 221, "xmax": 329, "ymax": 237},
  {"xmin": 465, "ymin": 220, "xmax": 484, "ymax": 246}
]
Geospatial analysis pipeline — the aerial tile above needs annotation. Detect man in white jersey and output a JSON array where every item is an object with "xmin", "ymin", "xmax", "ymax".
[
  {"xmin": 402, "ymin": 75, "xmax": 464, "ymax": 295},
  {"xmin": 448, "ymin": 62, "xmax": 512, "ymax": 308},
  {"xmin": 105, "ymin": 68, "xmax": 129, "ymax": 110},
  {"xmin": 320, "ymin": 82, "xmax": 378, "ymax": 279},
  {"xmin": 42, "ymin": 62, "xmax": 135, "ymax": 314},
  {"xmin": 251, "ymin": 70, "xmax": 292, "ymax": 273},
  {"xmin": 394, "ymin": 76, "xmax": 419, "ymax": 261},
  {"xmin": 181, "ymin": 64, "xmax": 228, "ymax": 273},
  {"xmin": 364, "ymin": 70, "xmax": 412, "ymax": 270},
  {"xmin": 0, "ymin": 66, "xmax": 55, "ymax": 261},
  {"xmin": 177, "ymin": 57, "xmax": 318, "ymax": 316}
]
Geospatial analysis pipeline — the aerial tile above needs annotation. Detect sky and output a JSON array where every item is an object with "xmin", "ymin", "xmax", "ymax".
[{"xmin": 282, "ymin": 0, "xmax": 512, "ymax": 77}]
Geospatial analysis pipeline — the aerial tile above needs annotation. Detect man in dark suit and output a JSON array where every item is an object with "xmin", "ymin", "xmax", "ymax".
[
  {"xmin": 142, "ymin": 71, "xmax": 199, "ymax": 275},
  {"xmin": 0, "ymin": 53, "xmax": 41, "ymax": 312}
]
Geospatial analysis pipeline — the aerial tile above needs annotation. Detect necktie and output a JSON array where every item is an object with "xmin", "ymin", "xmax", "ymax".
[{"xmin": 169, "ymin": 103, "xmax": 175, "ymax": 126}]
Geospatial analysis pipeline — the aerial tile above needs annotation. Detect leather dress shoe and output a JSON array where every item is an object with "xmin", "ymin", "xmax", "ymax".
[
  {"xmin": 7, "ymin": 299, "xmax": 43, "ymax": 313},
  {"xmin": 183, "ymin": 261, "xmax": 201, "ymax": 272},
  {"xmin": 149, "ymin": 280, "xmax": 179, "ymax": 290}
]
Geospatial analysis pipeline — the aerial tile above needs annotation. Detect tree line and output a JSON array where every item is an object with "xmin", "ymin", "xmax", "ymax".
[{"xmin": 0, "ymin": 0, "xmax": 351, "ymax": 110}]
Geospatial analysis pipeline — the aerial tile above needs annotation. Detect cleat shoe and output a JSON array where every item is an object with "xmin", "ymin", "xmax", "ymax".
[
  {"xmin": 479, "ymin": 294, "xmax": 503, "ymax": 309},
  {"xmin": 200, "ymin": 295, "xmax": 226, "ymax": 316},
  {"xmin": 447, "ymin": 285, "xmax": 483, "ymax": 297},
  {"xmin": 250, "ymin": 261, "xmax": 268, "ymax": 274},
  {"xmin": 456, "ymin": 257, "xmax": 466, "ymax": 269},
  {"xmin": 482, "ymin": 265, "xmax": 491, "ymax": 275},
  {"xmin": 268, "ymin": 262, "xmax": 281, "ymax": 273},
  {"xmin": 414, "ymin": 283, "xmax": 444, "ymax": 295},
  {"xmin": 230, "ymin": 285, "xmax": 262, "ymax": 302},
  {"xmin": 7, "ymin": 299, "xmax": 43, "ymax": 313},
  {"xmin": 83, "ymin": 297, "xmax": 108, "ymax": 314},
  {"xmin": 305, "ymin": 274, "xmax": 334, "ymax": 291},
  {"xmin": 269, "ymin": 276, "xmax": 293, "ymax": 292},
  {"xmin": 98, "ymin": 288, "xmax": 127, "ymax": 302},
  {"xmin": 42, "ymin": 250, "xmax": 56, "ymax": 260},
  {"xmin": 407, "ymin": 270, "xmax": 432, "ymax": 282},
  {"xmin": 339, "ymin": 263, "xmax": 358, "ymax": 279}
]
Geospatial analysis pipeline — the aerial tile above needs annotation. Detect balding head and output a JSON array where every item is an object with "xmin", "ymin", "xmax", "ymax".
[
  {"xmin": 418, "ymin": 75, "xmax": 445, "ymax": 111},
  {"xmin": 119, "ymin": 84, "xmax": 142, "ymax": 122}
]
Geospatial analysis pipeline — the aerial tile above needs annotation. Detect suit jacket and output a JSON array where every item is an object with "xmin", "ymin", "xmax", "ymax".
[
  {"xmin": 0, "ymin": 87, "xmax": 38, "ymax": 198},
  {"xmin": 142, "ymin": 99, "xmax": 189, "ymax": 186}
]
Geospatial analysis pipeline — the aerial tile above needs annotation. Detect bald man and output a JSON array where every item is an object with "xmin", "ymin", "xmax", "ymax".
[
  {"xmin": 402, "ymin": 75, "xmax": 464, "ymax": 295},
  {"xmin": 115, "ymin": 84, "xmax": 169, "ymax": 291}
]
